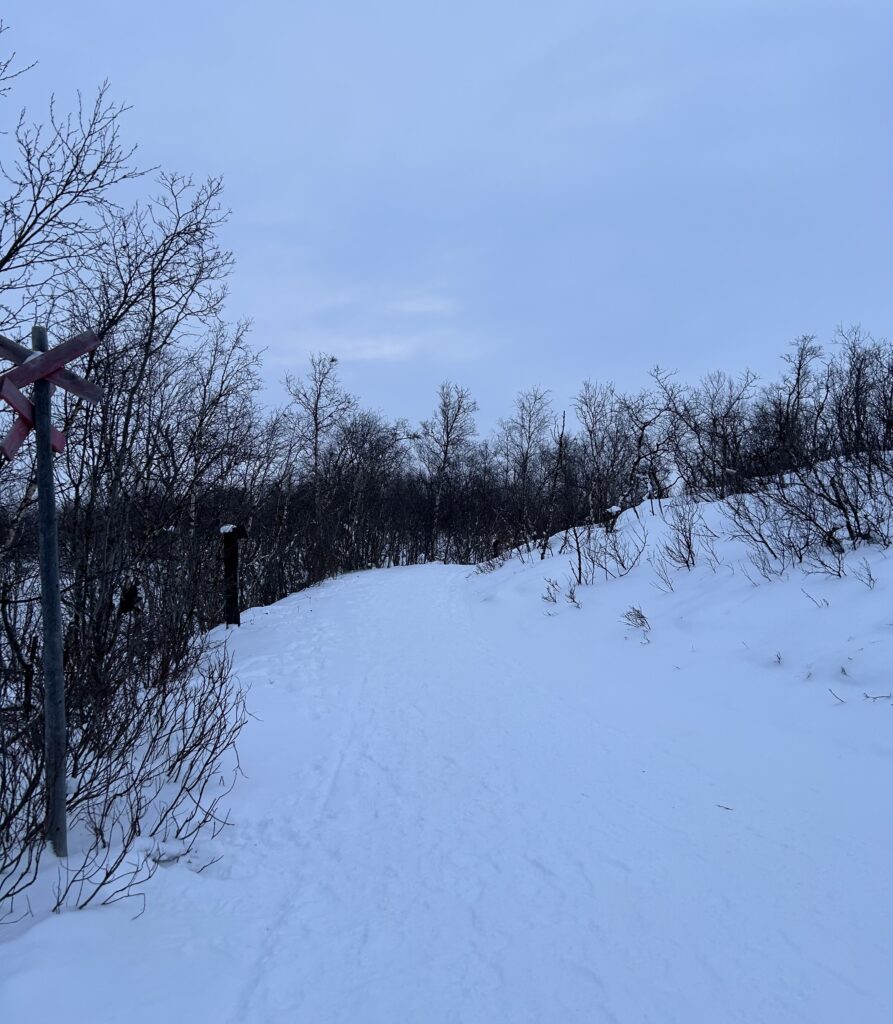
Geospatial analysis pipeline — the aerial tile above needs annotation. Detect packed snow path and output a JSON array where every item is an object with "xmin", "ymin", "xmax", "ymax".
[{"xmin": 3, "ymin": 545, "xmax": 892, "ymax": 1022}]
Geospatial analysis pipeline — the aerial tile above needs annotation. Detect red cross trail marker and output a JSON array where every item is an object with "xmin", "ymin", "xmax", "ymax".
[
  {"xmin": 0, "ymin": 330, "xmax": 101, "ymax": 460},
  {"xmin": 0, "ymin": 325, "xmax": 103, "ymax": 858}
]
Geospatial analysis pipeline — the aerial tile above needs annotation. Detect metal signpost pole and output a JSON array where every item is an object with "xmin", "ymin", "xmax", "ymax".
[
  {"xmin": 1, "ymin": 326, "xmax": 102, "ymax": 857},
  {"xmin": 31, "ymin": 325, "xmax": 68, "ymax": 857}
]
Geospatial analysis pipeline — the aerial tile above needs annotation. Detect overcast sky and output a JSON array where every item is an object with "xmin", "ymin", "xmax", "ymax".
[{"xmin": 3, "ymin": 1, "xmax": 891, "ymax": 427}]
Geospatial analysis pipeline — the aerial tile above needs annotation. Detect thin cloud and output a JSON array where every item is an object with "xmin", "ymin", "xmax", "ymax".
[
  {"xmin": 337, "ymin": 337, "xmax": 418, "ymax": 362},
  {"xmin": 386, "ymin": 294, "xmax": 457, "ymax": 317}
]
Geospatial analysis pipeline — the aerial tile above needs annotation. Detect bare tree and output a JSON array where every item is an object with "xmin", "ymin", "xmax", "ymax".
[
  {"xmin": 0, "ymin": 80, "xmax": 143, "ymax": 327},
  {"xmin": 496, "ymin": 386, "xmax": 552, "ymax": 550},
  {"xmin": 0, "ymin": 44, "xmax": 246, "ymax": 915},
  {"xmin": 416, "ymin": 381, "xmax": 478, "ymax": 560}
]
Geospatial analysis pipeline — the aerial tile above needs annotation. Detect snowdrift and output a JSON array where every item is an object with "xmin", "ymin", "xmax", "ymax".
[{"xmin": 2, "ymin": 496, "xmax": 891, "ymax": 1023}]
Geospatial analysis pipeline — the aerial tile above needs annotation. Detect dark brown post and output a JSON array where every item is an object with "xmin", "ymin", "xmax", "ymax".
[
  {"xmin": 32, "ymin": 325, "xmax": 68, "ymax": 857},
  {"xmin": 221, "ymin": 524, "xmax": 247, "ymax": 627}
]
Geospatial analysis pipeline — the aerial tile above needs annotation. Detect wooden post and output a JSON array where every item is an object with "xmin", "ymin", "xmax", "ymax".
[
  {"xmin": 32, "ymin": 325, "xmax": 68, "ymax": 858},
  {"xmin": 221, "ymin": 524, "xmax": 247, "ymax": 627}
]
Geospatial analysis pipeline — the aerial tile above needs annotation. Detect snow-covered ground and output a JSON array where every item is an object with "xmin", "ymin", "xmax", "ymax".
[{"xmin": 2, "ymin": 503, "xmax": 891, "ymax": 1023}]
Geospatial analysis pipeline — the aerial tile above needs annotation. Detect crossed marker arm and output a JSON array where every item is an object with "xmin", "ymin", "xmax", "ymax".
[{"xmin": 0, "ymin": 331, "xmax": 102, "ymax": 461}]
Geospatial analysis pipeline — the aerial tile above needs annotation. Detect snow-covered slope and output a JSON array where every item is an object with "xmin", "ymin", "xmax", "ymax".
[{"xmin": 2, "ymin": 503, "xmax": 891, "ymax": 1023}]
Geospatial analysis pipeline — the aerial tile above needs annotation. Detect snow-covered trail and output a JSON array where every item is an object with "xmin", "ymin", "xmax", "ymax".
[{"xmin": 2, "ymin": 546, "xmax": 891, "ymax": 1023}]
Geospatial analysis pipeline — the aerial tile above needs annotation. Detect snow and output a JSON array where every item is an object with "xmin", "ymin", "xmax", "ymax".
[{"xmin": 2, "ymin": 501, "xmax": 892, "ymax": 1023}]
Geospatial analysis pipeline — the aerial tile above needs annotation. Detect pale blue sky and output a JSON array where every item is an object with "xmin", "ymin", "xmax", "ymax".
[{"xmin": 4, "ymin": 1, "xmax": 891, "ymax": 426}]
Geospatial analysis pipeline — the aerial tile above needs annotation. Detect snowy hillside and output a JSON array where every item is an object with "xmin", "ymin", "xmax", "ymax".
[{"xmin": 2, "ymin": 500, "xmax": 891, "ymax": 1023}]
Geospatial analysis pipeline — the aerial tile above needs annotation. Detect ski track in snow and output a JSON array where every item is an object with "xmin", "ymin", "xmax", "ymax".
[{"xmin": 2, "ymin": 512, "xmax": 892, "ymax": 1023}]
